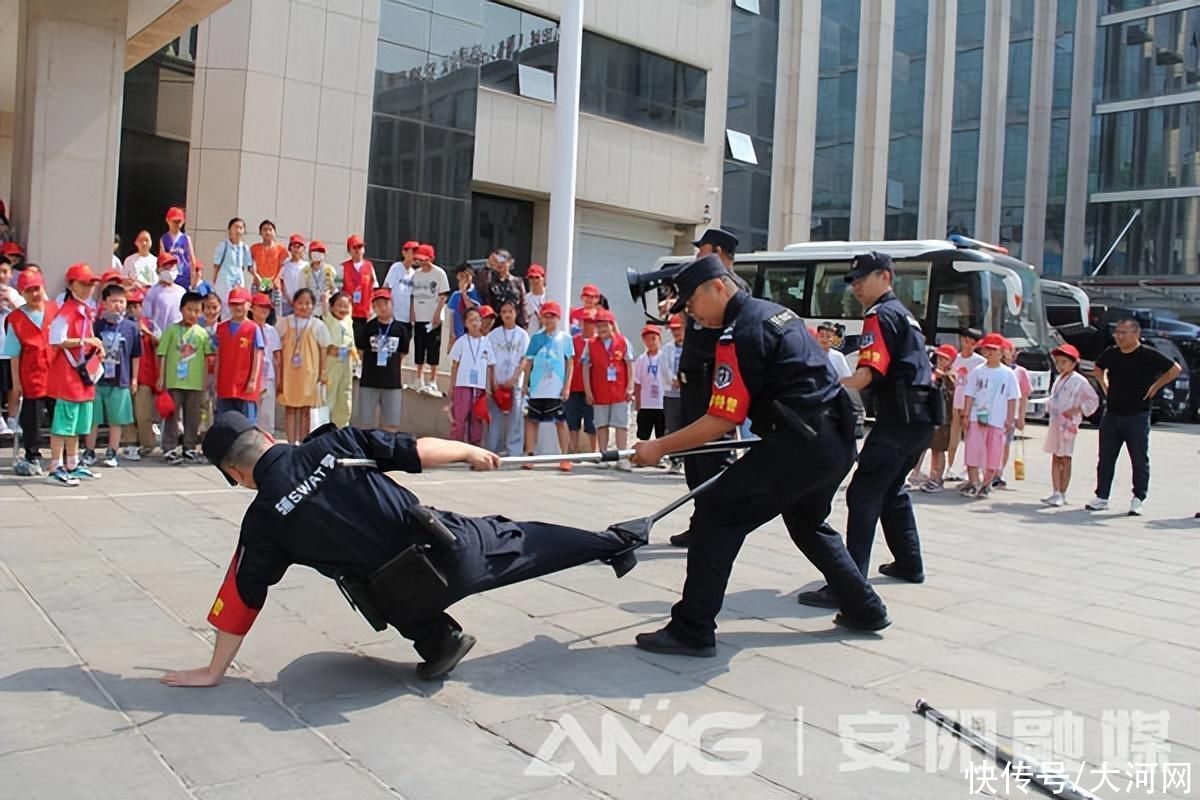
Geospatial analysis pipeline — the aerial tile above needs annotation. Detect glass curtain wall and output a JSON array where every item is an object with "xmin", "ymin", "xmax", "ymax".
[
  {"xmin": 885, "ymin": 0, "xmax": 929, "ymax": 239},
  {"xmin": 1043, "ymin": 0, "xmax": 1078, "ymax": 275},
  {"xmin": 947, "ymin": 0, "xmax": 986, "ymax": 236},
  {"xmin": 721, "ymin": 0, "xmax": 779, "ymax": 252},
  {"xmin": 999, "ymin": 0, "xmax": 1036, "ymax": 257},
  {"xmin": 812, "ymin": 0, "xmax": 861, "ymax": 241}
]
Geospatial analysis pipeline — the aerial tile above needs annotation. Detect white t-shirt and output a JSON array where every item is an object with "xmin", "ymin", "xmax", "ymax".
[
  {"xmin": 951, "ymin": 352, "xmax": 986, "ymax": 409},
  {"xmin": 964, "ymin": 364, "xmax": 1020, "ymax": 428},
  {"xmin": 383, "ymin": 262, "xmax": 414, "ymax": 323},
  {"xmin": 279, "ymin": 260, "xmax": 307, "ymax": 304},
  {"xmin": 123, "ymin": 253, "xmax": 158, "ymax": 287},
  {"xmin": 826, "ymin": 348, "xmax": 852, "ymax": 379},
  {"xmin": 524, "ymin": 291, "xmax": 545, "ymax": 334},
  {"xmin": 449, "ymin": 333, "xmax": 495, "ymax": 389},
  {"xmin": 633, "ymin": 352, "xmax": 668, "ymax": 410},
  {"xmin": 410, "ymin": 265, "xmax": 449, "ymax": 323},
  {"xmin": 660, "ymin": 339, "xmax": 683, "ymax": 398},
  {"xmin": 488, "ymin": 324, "xmax": 530, "ymax": 387},
  {"xmin": 261, "ymin": 323, "xmax": 281, "ymax": 382}
]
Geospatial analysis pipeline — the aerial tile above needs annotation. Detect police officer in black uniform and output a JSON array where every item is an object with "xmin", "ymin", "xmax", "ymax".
[
  {"xmin": 629, "ymin": 255, "xmax": 891, "ymax": 657},
  {"xmin": 797, "ymin": 252, "xmax": 936, "ymax": 611},
  {"xmin": 669, "ymin": 228, "xmax": 746, "ymax": 548},
  {"xmin": 159, "ymin": 413, "xmax": 645, "ymax": 687}
]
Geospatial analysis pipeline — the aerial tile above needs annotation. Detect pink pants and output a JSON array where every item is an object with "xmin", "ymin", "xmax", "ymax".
[
  {"xmin": 450, "ymin": 386, "xmax": 486, "ymax": 445},
  {"xmin": 964, "ymin": 421, "xmax": 1005, "ymax": 471}
]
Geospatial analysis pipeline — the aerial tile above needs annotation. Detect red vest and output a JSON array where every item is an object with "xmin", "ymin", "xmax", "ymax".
[
  {"xmin": 570, "ymin": 334, "xmax": 589, "ymax": 393},
  {"xmin": 342, "ymin": 259, "xmax": 376, "ymax": 319},
  {"xmin": 5, "ymin": 307, "xmax": 50, "ymax": 398},
  {"xmin": 47, "ymin": 297, "xmax": 96, "ymax": 403},
  {"xmin": 136, "ymin": 322, "xmax": 159, "ymax": 389},
  {"xmin": 215, "ymin": 319, "xmax": 262, "ymax": 402},
  {"xmin": 587, "ymin": 334, "xmax": 630, "ymax": 404}
]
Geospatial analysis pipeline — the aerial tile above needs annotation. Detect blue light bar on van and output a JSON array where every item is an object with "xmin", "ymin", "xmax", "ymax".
[{"xmin": 948, "ymin": 234, "xmax": 1009, "ymax": 255}]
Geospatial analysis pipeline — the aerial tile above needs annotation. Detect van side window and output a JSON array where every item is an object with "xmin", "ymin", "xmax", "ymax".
[{"xmin": 761, "ymin": 266, "xmax": 807, "ymax": 314}]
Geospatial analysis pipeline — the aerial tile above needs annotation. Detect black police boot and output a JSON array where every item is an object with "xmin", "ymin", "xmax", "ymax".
[
  {"xmin": 833, "ymin": 611, "xmax": 892, "ymax": 632},
  {"xmin": 634, "ymin": 627, "xmax": 716, "ymax": 658},
  {"xmin": 668, "ymin": 530, "xmax": 692, "ymax": 548},
  {"xmin": 795, "ymin": 585, "xmax": 839, "ymax": 609},
  {"xmin": 878, "ymin": 562, "xmax": 925, "ymax": 583},
  {"xmin": 415, "ymin": 630, "xmax": 477, "ymax": 680}
]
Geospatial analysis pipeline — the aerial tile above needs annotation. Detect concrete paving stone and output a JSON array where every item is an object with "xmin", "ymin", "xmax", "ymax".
[
  {"xmin": 486, "ymin": 576, "xmax": 609, "ymax": 618},
  {"xmin": 943, "ymin": 598, "xmax": 1148, "ymax": 655},
  {"xmin": 1058, "ymin": 604, "xmax": 1198, "ymax": 648},
  {"xmin": 869, "ymin": 599, "xmax": 1014, "ymax": 648},
  {"xmin": 986, "ymin": 633, "xmax": 1199, "ymax": 708},
  {"xmin": 0, "ymin": 525, "xmax": 97, "ymax": 565},
  {"xmin": 1068, "ymin": 589, "xmax": 1200, "ymax": 623},
  {"xmin": 754, "ymin": 633, "xmax": 914, "ymax": 688},
  {"xmin": 0, "ymin": 732, "xmax": 192, "ymax": 800},
  {"xmin": 90, "ymin": 535, "xmax": 220, "ymax": 574},
  {"xmin": 0, "ymin": 586, "xmax": 64, "ymax": 651},
  {"xmin": 0, "ymin": 646, "xmax": 130, "ymax": 756},
  {"xmin": 193, "ymin": 760, "xmax": 398, "ymax": 800},
  {"xmin": 1129, "ymin": 640, "xmax": 1200, "ymax": 675},
  {"xmin": 14, "ymin": 556, "xmax": 147, "ymax": 613},
  {"xmin": 1132, "ymin": 583, "xmax": 1200, "ymax": 605},
  {"xmin": 542, "ymin": 600, "xmax": 671, "ymax": 641}
]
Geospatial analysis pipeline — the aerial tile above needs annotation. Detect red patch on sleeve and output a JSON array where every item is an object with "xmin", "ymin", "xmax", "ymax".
[
  {"xmin": 857, "ymin": 315, "xmax": 891, "ymax": 375},
  {"xmin": 708, "ymin": 340, "xmax": 750, "ymax": 424},
  {"xmin": 207, "ymin": 548, "xmax": 260, "ymax": 635}
]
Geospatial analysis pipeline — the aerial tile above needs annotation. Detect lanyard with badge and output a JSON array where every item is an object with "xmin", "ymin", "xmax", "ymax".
[
  {"xmin": 646, "ymin": 353, "xmax": 660, "ymax": 400},
  {"xmin": 466, "ymin": 336, "xmax": 482, "ymax": 385},
  {"xmin": 291, "ymin": 318, "xmax": 311, "ymax": 368},
  {"xmin": 351, "ymin": 263, "xmax": 364, "ymax": 306},
  {"xmin": 374, "ymin": 320, "xmax": 394, "ymax": 367},
  {"xmin": 605, "ymin": 339, "xmax": 618, "ymax": 383}
]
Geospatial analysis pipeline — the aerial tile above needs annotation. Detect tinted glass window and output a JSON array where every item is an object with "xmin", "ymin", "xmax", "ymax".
[
  {"xmin": 809, "ymin": 262, "xmax": 932, "ymax": 321},
  {"xmin": 761, "ymin": 265, "xmax": 807, "ymax": 313}
]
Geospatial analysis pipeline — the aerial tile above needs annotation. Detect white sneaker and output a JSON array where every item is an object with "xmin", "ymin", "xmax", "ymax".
[
  {"xmin": 0, "ymin": 417, "xmax": 9, "ymax": 436},
  {"xmin": 1048, "ymin": 494, "xmax": 1066, "ymax": 508},
  {"xmin": 122, "ymin": 446, "xmax": 142, "ymax": 461},
  {"xmin": 1129, "ymin": 497, "xmax": 1145, "ymax": 516},
  {"xmin": 1041, "ymin": 492, "xmax": 1060, "ymax": 505},
  {"xmin": 1085, "ymin": 496, "xmax": 1109, "ymax": 511},
  {"xmin": 615, "ymin": 459, "xmax": 633, "ymax": 472},
  {"xmin": 4, "ymin": 416, "xmax": 18, "ymax": 435}
]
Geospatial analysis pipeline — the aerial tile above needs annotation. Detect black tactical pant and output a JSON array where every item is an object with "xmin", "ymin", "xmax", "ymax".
[
  {"xmin": 394, "ymin": 514, "xmax": 629, "ymax": 660},
  {"xmin": 665, "ymin": 419, "xmax": 888, "ymax": 648}
]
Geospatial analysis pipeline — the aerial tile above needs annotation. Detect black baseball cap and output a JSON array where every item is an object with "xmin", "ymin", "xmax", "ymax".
[
  {"xmin": 959, "ymin": 326, "xmax": 984, "ymax": 341},
  {"xmin": 203, "ymin": 411, "xmax": 257, "ymax": 485},
  {"xmin": 844, "ymin": 251, "xmax": 895, "ymax": 284},
  {"xmin": 692, "ymin": 228, "xmax": 739, "ymax": 254},
  {"xmin": 669, "ymin": 254, "xmax": 728, "ymax": 314}
]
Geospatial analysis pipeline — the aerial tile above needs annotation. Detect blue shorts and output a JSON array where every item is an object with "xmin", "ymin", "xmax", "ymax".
[{"xmin": 564, "ymin": 391, "xmax": 595, "ymax": 433}]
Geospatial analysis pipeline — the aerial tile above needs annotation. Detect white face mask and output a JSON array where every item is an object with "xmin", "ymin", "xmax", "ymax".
[
  {"xmin": 312, "ymin": 252, "xmax": 324, "ymax": 263},
  {"xmin": 159, "ymin": 268, "xmax": 179, "ymax": 284}
]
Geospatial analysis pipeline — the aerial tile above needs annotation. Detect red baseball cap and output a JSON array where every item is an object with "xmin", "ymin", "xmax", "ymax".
[
  {"xmin": 309, "ymin": 240, "xmax": 326, "ymax": 253},
  {"xmin": 526, "ymin": 263, "xmax": 545, "ymax": 278},
  {"xmin": 641, "ymin": 325, "xmax": 661, "ymax": 338},
  {"xmin": 165, "ymin": 206, "xmax": 185, "ymax": 222},
  {"xmin": 16, "ymin": 270, "xmax": 44, "ymax": 292},
  {"xmin": 100, "ymin": 270, "xmax": 124, "ymax": 284},
  {"xmin": 156, "ymin": 252, "xmax": 179, "ymax": 269},
  {"xmin": 976, "ymin": 333, "xmax": 1006, "ymax": 350},
  {"xmin": 935, "ymin": 344, "xmax": 959, "ymax": 362},
  {"xmin": 65, "ymin": 263, "xmax": 99, "ymax": 284},
  {"xmin": 127, "ymin": 288, "xmax": 146, "ymax": 303},
  {"xmin": 402, "ymin": 240, "xmax": 420, "ymax": 251},
  {"xmin": 346, "ymin": 234, "xmax": 365, "ymax": 250},
  {"xmin": 227, "ymin": 287, "xmax": 252, "ymax": 305},
  {"xmin": 580, "ymin": 307, "xmax": 599, "ymax": 322},
  {"xmin": 667, "ymin": 314, "xmax": 683, "ymax": 329},
  {"xmin": 251, "ymin": 292, "xmax": 273, "ymax": 308},
  {"xmin": 371, "ymin": 288, "xmax": 392, "ymax": 302},
  {"xmin": 540, "ymin": 301, "xmax": 562, "ymax": 318},
  {"xmin": 415, "ymin": 243, "xmax": 435, "ymax": 260},
  {"xmin": 288, "ymin": 233, "xmax": 306, "ymax": 247},
  {"xmin": 479, "ymin": 304, "xmax": 496, "ymax": 318},
  {"xmin": 1052, "ymin": 343, "xmax": 1081, "ymax": 361},
  {"xmin": 595, "ymin": 309, "xmax": 616, "ymax": 323},
  {"xmin": 581, "ymin": 284, "xmax": 601, "ymax": 297},
  {"xmin": 1, "ymin": 241, "xmax": 24, "ymax": 257}
]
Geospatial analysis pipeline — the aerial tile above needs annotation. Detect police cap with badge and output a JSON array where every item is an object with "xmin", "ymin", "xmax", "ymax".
[
  {"xmin": 844, "ymin": 250, "xmax": 894, "ymax": 284},
  {"xmin": 203, "ymin": 411, "xmax": 258, "ymax": 485},
  {"xmin": 668, "ymin": 254, "xmax": 730, "ymax": 314},
  {"xmin": 692, "ymin": 228, "xmax": 739, "ymax": 255}
]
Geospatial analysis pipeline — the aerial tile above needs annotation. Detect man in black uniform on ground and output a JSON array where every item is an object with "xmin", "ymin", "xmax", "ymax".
[
  {"xmin": 669, "ymin": 228, "xmax": 746, "ymax": 548},
  {"xmin": 160, "ymin": 413, "xmax": 644, "ymax": 687},
  {"xmin": 629, "ymin": 255, "xmax": 891, "ymax": 657},
  {"xmin": 798, "ymin": 252, "xmax": 936, "ymax": 610}
]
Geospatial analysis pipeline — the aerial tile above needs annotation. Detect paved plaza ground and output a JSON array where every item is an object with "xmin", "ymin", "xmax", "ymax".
[{"xmin": 1, "ymin": 422, "xmax": 1197, "ymax": 799}]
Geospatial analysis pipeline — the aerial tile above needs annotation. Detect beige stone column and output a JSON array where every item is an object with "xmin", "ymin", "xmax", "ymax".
[
  {"xmin": 917, "ymin": 0, "xmax": 957, "ymax": 239},
  {"xmin": 186, "ymin": 0, "xmax": 378, "ymax": 265},
  {"xmin": 973, "ymin": 0, "xmax": 1010, "ymax": 242},
  {"xmin": 1062, "ymin": 0, "xmax": 1098, "ymax": 276},
  {"xmin": 10, "ymin": 0, "xmax": 128, "ymax": 277},
  {"xmin": 849, "ymin": 0, "xmax": 895, "ymax": 239},
  {"xmin": 1021, "ymin": 0, "xmax": 1057, "ymax": 262},
  {"xmin": 768, "ymin": 0, "xmax": 821, "ymax": 248}
]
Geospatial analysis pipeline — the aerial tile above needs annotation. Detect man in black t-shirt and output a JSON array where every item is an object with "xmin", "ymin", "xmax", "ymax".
[
  {"xmin": 353, "ymin": 289, "xmax": 409, "ymax": 431},
  {"xmin": 1085, "ymin": 318, "xmax": 1181, "ymax": 516}
]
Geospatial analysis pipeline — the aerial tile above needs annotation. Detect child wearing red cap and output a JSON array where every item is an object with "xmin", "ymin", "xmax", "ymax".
[
  {"xmin": 213, "ymin": 287, "xmax": 265, "ymax": 424},
  {"xmin": 582, "ymin": 309, "xmax": 634, "ymax": 470},
  {"xmin": 919, "ymin": 344, "xmax": 959, "ymax": 493},
  {"xmin": 410, "ymin": 244, "xmax": 449, "ymax": 395},
  {"xmin": 249, "ymin": 293, "xmax": 280, "ymax": 434},
  {"xmin": 633, "ymin": 325, "xmax": 668, "ymax": 449},
  {"xmin": 144, "ymin": 252, "xmax": 186, "ymax": 335},
  {"xmin": 341, "ymin": 234, "xmax": 376, "ymax": 338},
  {"xmin": 274, "ymin": 232, "xmax": 307, "ymax": 317},
  {"xmin": 301, "ymin": 239, "xmax": 338, "ymax": 317},
  {"xmin": 485, "ymin": 299, "xmax": 530, "ymax": 455},
  {"xmin": 3, "ymin": 268, "xmax": 51, "ymax": 473},
  {"xmin": 569, "ymin": 284, "xmax": 603, "ymax": 335},
  {"xmin": 46, "ymin": 264, "xmax": 105, "ymax": 485},
  {"xmin": 323, "ymin": 291, "xmax": 357, "ymax": 427},
  {"xmin": 961, "ymin": 334, "xmax": 1020, "ymax": 497},
  {"xmin": 520, "ymin": 301, "xmax": 573, "ymax": 470},
  {"xmin": 1042, "ymin": 344, "xmax": 1099, "ymax": 506},
  {"xmin": 564, "ymin": 307, "xmax": 598, "ymax": 454},
  {"xmin": 354, "ymin": 289, "xmax": 407, "ymax": 431},
  {"xmin": 125, "ymin": 288, "xmax": 161, "ymax": 458},
  {"xmin": 523, "ymin": 264, "xmax": 546, "ymax": 335},
  {"xmin": 447, "ymin": 306, "xmax": 495, "ymax": 446},
  {"xmin": 159, "ymin": 206, "xmax": 197, "ymax": 289},
  {"xmin": 81, "ymin": 284, "xmax": 142, "ymax": 468},
  {"xmin": 995, "ymin": 338, "xmax": 1032, "ymax": 488},
  {"xmin": 659, "ymin": 313, "xmax": 686, "ymax": 473}
]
